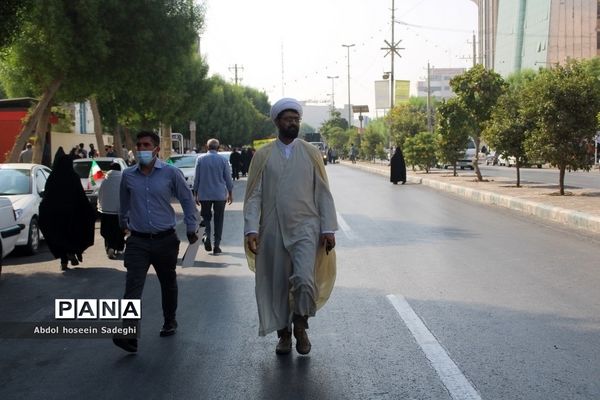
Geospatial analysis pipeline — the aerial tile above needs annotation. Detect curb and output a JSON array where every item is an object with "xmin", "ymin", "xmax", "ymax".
[{"xmin": 342, "ymin": 161, "xmax": 600, "ymax": 235}]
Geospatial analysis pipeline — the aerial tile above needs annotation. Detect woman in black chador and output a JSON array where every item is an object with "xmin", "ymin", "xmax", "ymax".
[
  {"xmin": 390, "ymin": 146, "xmax": 407, "ymax": 185},
  {"xmin": 39, "ymin": 147, "xmax": 96, "ymax": 271}
]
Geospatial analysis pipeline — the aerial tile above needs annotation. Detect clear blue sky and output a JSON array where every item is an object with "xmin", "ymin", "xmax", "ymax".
[{"xmin": 201, "ymin": 0, "xmax": 478, "ymax": 118}]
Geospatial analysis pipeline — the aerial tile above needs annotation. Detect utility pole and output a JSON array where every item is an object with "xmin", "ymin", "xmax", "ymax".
[
  {"xmin": 341, "ymin": 44, "xmax": 355, "ymax": 127},
  {"xmin": 382, "ymin": 0, "xmax": 404, "ymax": 111},
  {"xmin": 228, "ymin": 64, "xmax": 244, "ymax": 85},
  {"xmin": 472, "ymin": 31, "xmax": 477, "ymax": 67},
  {"xmin": 427, "ymin": 61, "xmax": 432, "ymax": 133},
  {"xmin": 327, "ymin": 75, "xmax": 339, "ymax": 109},
  {"xmin": 382, "ymin": 0, "xmax": 404, "ymax": 152}
]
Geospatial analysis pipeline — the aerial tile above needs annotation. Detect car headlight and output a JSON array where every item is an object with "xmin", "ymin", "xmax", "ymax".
[{"xmin": 14, "ymin": 208, "xmax": 24, "ymax": 221}]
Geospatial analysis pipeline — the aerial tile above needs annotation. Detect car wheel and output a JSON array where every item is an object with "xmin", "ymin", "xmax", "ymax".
[{"xmin": 24, "ymin": 217, "xmax": 40, "ymax": 255}]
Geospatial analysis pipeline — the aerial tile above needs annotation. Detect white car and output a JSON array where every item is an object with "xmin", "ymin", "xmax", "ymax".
[
  {"xmin": 0, "ymin": 196, "xmax": 23, "ymax": 274},
  {"xmin": 497, "ymin": 154, "xmax": 516, "ymax": 167},
  {"xmin": 72, "ymin": 157, "xmax": 128, "ymax": 210},
  {"xmin": 167, "ymin": 154, "xmax": 201, "ymax": 189},
  {"xmin": 0, "ymin": 164, "xmax": 51, "ymax": 254}
]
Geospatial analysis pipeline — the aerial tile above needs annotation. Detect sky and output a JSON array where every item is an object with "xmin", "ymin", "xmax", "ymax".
[{"xmin": 200, "ymin": 0, "xmax": 478, "ymax": 119}]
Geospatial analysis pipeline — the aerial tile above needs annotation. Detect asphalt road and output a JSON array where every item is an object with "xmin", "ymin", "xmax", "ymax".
[{"xmin": 1, "ymin": 164, "xmax": 599, "ymax": 399}]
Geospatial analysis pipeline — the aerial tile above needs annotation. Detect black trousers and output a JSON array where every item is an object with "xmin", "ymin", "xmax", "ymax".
[
  {"xmin": 123, "ymin": 232, "xmax": 180, "ymax": 321},
  {"xmin": 100, "ymin": 213, "xmax": 125, "ymax": 251},
  {"xmin": 200, "ymin": 200, "xmax": 226, "ymax": 247}
]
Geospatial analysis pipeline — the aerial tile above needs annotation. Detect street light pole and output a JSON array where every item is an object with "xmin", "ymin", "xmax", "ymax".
[
  {"xmin": 342, "ymin": 43, "xmax": 355, "ymax": 127},
  {"xmin": 326, "ymin": 75, "xmax": 339, "ymax": 109}
]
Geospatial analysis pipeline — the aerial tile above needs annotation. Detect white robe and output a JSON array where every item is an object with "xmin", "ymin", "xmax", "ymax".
[{"xmin": 244, "ymin": 140, "xmax": 337, "ymax": 336}]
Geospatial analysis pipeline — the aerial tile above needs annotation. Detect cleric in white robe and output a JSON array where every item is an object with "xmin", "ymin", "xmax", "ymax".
[{"xmin": 244, "ymin": 98, "xmax": 338, "ymax": 355}]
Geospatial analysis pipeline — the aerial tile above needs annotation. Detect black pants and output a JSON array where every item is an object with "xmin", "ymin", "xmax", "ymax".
[
  {"xmin": 123, "ymin": 233, "xmax": 180, "ymax": 321},
  {"xmin": 200, "ymin": 200, "xmax": 226, "ymax": 247},
  {"xmin": 100, "ymin": 213, "xmax": 125, "ymax": 251}
]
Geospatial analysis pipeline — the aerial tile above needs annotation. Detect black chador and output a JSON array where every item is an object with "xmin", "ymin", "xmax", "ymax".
[{"xmin": 390, "ymin": 147, "xmax": 407, "ymax": 185}]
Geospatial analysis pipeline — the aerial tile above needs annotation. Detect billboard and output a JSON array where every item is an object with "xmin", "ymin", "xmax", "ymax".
[
  {"xmin": 374, "ymin": 80, "xmax": 390, "ymax": 109},
  {"xmin": 395, "ymin": 80, "xmax": 410, "ymax": 104},
  {"xmin": 375, "ymin": 80, "xmax": 411, "ymax": 109}
]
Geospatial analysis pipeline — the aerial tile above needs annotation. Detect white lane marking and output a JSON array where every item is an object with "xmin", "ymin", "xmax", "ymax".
[
  {"xmin": 336, "ymin": 212, "xmax": 357, "ymax": 240},
  {"xmin": 386, "ymin": 294, "xmax": 482, "ymax": 400}
]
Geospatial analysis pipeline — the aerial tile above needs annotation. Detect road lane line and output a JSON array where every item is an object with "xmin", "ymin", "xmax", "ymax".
[
  {"xmin": 386, "ymin": 294, "xmax": 482, "ymax": 400},
  {"xmin": 336, "ymin": 212, "xmax": 357, "ymax": 240}
]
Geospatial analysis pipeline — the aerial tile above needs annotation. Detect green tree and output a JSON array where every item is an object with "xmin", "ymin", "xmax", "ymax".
[
  {"xmin": 385, "ymin": 97, "xmax": 427, "ymax": 146},
  {"xmin": 436, "ymin": 98, "xmax": 474, "ymax": 176},
  {"xmin": 320, "ymin": 109, "xmax": 348, "ymax": 135},
  {"xmin": 404, "ymin": 131, "xmax": 437, "ymax": 173},
  {"xmin": 450, "ymin": 64, "xmax": 507, "ymax": 181},
  {"xmin": 194, "ymin": 76, "xmax": 270, "ymax": 146},
  {"xmin": 484, "ymin": 70, "xmax": 537, "ymax": 187},
  {"xmin": 0, "ymin": 0, "xmax": 33, "ymax": 49},
  {"xmin": 360, "ymin": 122, "xmax": 386, "ymax": 161},
  {"xmin": 521, "ymin": 59, "xmax": 600, "ymax": 195},
  {"xmin": 1, "ymin": 0, "xmax": 206, "ymax": 161}
]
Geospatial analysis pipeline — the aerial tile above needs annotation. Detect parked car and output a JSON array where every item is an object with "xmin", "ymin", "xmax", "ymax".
[
  {"xmin": 0, "ymin": 196, "xmax": 24, "ymax": 274},
  {"xmin": 497, "ymin": 154, "xmax": 516, "ymax": 167},
  {"xmin": 166, "ymin": 154, "xmax": 200, "ymax": 189},
  {"xmin": 73, "ymin": 157, "xmax": 128, "ymax": 210},
  {"xmin": 0, "ymin": 163, "xmax": 51, "ymax": 254},
  {"xmin": 441, "ymin": 138, "xmax": 476, "ymax": 170}
]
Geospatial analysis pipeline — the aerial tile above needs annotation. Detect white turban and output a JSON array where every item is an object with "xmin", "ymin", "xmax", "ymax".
[{"xmin": 270, "ymin": 98, "xmax": 303, "ymax": 121}]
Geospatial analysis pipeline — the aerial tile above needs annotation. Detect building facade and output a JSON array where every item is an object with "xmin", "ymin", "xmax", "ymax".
[
  {"xmin": 416, "ymin": 68, "xmax": 466, "ymax": 100},
  {"xmin": 489, "ymin": 0, "xmax": 599, "ymax": 77}
]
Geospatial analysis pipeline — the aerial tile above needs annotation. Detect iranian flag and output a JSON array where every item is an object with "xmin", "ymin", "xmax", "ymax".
[{"xmin": 88, "ymin": 160, "xmax": 104, "ymax": 188}]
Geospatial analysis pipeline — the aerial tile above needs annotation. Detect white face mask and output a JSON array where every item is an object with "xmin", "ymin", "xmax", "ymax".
[{"xmin": 136, "ymin": 150, "xmax": 155, "ymax": 165}]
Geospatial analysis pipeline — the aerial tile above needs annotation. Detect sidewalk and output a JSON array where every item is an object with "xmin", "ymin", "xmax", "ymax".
[{"xmin": 340, "ymin": 160, "xmax": 600, "ymax": 235}]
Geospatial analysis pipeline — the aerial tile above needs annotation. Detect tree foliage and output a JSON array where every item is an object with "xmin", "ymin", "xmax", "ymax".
[
  {"xmin": 521, "ymin": 59, "xmax": 600, "ymax": 194},
  {"xmin": 483, "ymin": 70, "xmax": 537, "ymax": 187},
  {"xmin": 359, "ymin": 119, "xmax": 387, "ymax": 161},
  {"xmin": 450, "ymin": 64, "xmax": 506, "ymax": 180},
  {"xmin": 404, "ymin": 132, "xmax": 437, "ymax": 173},
  {"xmin": 385, "ymin": 97, "xmax": 427, "ymax": 147},
  {"xmin": 193, "ymin": 76, "xmax": 271, "ymax": 147},
  {"xmin": 435, "ymin": 98, "xmax": 473, "ymax": 176},
  {"xmin": 0, "ymin": 0, "xmax": 206, "ymax": 161}
]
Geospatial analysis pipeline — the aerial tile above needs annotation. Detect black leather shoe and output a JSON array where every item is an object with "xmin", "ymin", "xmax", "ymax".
[
  {"xmin": 113, "ymin": 338, "xmax": 138, "ymax": 352},
  {"xmin": 213, "ymin": 246, "xmax": 222, "ymax": 255},
  {"xmin": 202, "ymin": 235, "xmax": 212, "ymax": 252},
  {"xmin": 275, "ymin": 331, "xmax": 292, "ymax": 355},
  {"xmin": 160, "ymin": 320, "xmax": 178, "ymax": 337}
]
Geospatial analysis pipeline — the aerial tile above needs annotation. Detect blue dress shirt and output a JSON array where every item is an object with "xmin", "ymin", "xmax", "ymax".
[
  {"xmin": 193, "ymin": 151, "xmax": 234, "ymax": 201},
  {"xmin": 119, "ymin": 159, "xmax": 198, "ymax": 233}
]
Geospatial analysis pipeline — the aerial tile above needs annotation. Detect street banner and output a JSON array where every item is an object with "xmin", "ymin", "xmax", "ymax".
[
  {"xmin": 395, "ymin": 80, "xmax": 410, "ymax": 105},
  {"xmin": 374, "ymin": 80, "xmax": 390, "ymax": 109}
]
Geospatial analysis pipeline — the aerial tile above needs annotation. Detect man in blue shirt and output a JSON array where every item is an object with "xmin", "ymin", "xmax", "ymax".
[
  {"xmin": 193, "ymin": 138, "xmax": 233, "ymax": 255},
  {"xmin": 113, "ymin": 131, "xmax": 198, "ymax": 353}
]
